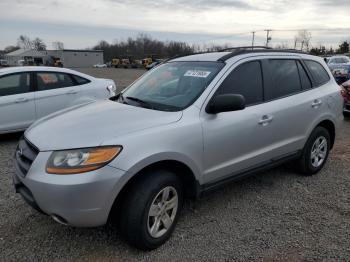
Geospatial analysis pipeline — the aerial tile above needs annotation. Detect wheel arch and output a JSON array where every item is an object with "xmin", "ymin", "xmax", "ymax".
[
  {"xmin": 108, "ymin": 159, "xmax": 200, "ymax": 223},
  {"xmin": 316, "ymin": 119, "xmax": 336, "ymax": 149}
]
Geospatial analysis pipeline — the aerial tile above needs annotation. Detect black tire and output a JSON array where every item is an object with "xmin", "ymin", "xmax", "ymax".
[
  {"xmin": 119, "ymin": 170, "xmax": 183, "ymax": 250},
  {"xmin": 296, "ymin": 126, "xmax": 331, "ymax": 175}
]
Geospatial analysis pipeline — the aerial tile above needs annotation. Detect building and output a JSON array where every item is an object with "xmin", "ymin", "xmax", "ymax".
[
  {"xmin": 5, "ymin": 49, "xmax": 47, "ymax": 66},
  {"xmin": 4, "ymin": 49, "xmax": 104, "ymax": 67}
]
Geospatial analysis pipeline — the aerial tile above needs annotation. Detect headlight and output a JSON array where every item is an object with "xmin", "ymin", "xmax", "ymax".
[
  {"xmin": 107, "ymin": 84, "xmax": 117, "ymax": 96},
  {"xmin": 46, "ymin": 146, "xmax": 122, "ymax": 174}
]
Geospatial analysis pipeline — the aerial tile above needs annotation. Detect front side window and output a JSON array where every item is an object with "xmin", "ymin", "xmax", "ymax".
[
  {"xmin": 37, "ymin": 72, "xmax": 75, "ymax": 91},
  {"xmin": 0, "ymin": 73, "xmax": 31, "ymax": 96},
  {"xmin": 304, "ymin": 60, "xmax": 330, "ymax": 86},
  {"xmin": 265, "ymin": 59, "xmax": 301, "ymax": 100},
  {"xmin": 120, "ymin": 61, "xmax": 224, "ymax": 111},
  {"xmin": 215, "ymin": 61, "xmax": 263, "ymax": 106}
]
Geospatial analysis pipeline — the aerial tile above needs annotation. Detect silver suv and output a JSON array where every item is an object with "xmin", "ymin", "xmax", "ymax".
[{"xmin": 13, "ymin": 48, "xmax": 344, "ymax": 250}]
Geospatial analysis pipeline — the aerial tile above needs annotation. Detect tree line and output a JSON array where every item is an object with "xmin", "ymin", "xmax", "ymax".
[
  {"xmin": 2, "ymin": 34, "xmax": 350, "ymax": 60},
  {"xmin": 92, "ymin": 34, "xmax": 197, "ymax": 61}
]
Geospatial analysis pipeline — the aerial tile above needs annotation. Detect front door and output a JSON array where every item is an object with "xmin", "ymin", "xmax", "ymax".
[{"xmin": 201, "ymin": 60, "xmax": 276, "ymax": 184}]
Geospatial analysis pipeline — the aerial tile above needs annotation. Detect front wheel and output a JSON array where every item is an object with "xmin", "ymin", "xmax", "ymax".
[
  {"xmin": 119, "ymin": 170, "xmax": 183, "ymax": 250},
  {"xmin": 297, "ymin": 126, "xmax": 331, "ymax": 175}
]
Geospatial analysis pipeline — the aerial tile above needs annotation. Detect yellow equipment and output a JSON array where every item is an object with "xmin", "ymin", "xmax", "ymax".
[
  {"xmin": 142, "ymin": 58, "xmax": 153, "ymax": 68},
  {"xmin": 121, "ymin": 59, "xmax": 131, "ymax": 68},
  {"xmin": 112, "ymin": 58, "xmax": 121, "ymax": 68}
]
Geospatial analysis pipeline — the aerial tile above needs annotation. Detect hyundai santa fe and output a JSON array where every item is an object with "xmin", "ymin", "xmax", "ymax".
[{"xmin": 13, "ymin": 48, "xmax": 344, "ymax": 250}]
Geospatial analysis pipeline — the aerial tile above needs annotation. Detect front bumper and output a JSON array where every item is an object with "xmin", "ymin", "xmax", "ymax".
[{"xmin": 13, "ymin": 150, "xmax": 127, "ymax": 227}]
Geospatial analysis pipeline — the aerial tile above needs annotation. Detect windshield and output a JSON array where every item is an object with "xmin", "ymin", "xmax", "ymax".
[{"xmin": 119, "ymin": 61, "xmax": 224, "ymax": 111}]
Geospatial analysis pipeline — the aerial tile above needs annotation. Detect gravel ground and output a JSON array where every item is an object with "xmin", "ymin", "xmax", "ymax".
[
  {"xmin": 0, "ymin": 69, "xmax": 350, "ymax": 261},
  {"xmin": 75, "ymin": 67, "xmax": 146, "ymax": 92}
]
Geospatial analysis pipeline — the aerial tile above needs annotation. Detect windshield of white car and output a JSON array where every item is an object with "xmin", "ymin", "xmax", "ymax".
[{"xmin": 118, "ymin": 61, "xmax": 224, "ymax": 111}]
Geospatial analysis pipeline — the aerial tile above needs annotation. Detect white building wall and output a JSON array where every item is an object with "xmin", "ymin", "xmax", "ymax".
[{"xmin": 61, "ymin": 51, "xmax": 104, "ymax": 67}]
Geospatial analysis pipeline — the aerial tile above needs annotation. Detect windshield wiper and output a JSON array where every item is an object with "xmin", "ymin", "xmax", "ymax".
[{"xmin": 125, "ymin": 96, "xmax": 154, "ymax": 109}]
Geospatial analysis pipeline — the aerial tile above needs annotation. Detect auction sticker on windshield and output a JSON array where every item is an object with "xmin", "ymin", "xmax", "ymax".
[{"xmin": 184, "ymin": 70, "xmax": 211, "ymax": 78}]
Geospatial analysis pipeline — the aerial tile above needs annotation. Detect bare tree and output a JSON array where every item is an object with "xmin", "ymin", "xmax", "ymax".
[
  {"xmin": 32, "ymin": 38, "xmax": 46, "ymax": 51},
  {"xmin": 52, "ymin": 41, "xmax": 64, "ymax": 50},
  {"xmin": 17, "ymin": 35, "xmax": 32, "ymax": 49},
  {"xmin": 295, "ymin": 30, "xmax": 312, "ymax": 51}
]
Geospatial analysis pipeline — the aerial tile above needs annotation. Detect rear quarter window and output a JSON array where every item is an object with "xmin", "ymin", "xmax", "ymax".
[
  {"xmin": 304, "ymin": 60, "xmax": 330, "ymax": 86},
  {"xmin": 71, "ymin": 74, "xmax": 91, "ymax": 85}
]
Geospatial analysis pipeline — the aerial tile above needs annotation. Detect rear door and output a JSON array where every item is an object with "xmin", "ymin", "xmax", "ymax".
[
  {"xmin": 257, "ymin": 58, "xmax": 315, "ymax": 158},
  {"xmin": 0, "ymin": 72, "xmax": 35, "ymax": 132},
  {"xmin": 34, "ymin": 71, "xmax": 79, "ymax": 119}
]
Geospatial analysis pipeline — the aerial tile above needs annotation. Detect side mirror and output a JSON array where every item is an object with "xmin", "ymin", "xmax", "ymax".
[{"xmin": 206, "ymin": 94, "xmax": 246, "ymax": 114}]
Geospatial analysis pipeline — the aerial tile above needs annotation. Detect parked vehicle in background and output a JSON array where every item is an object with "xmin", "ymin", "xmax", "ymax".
[
  {"xmin": 142, "ymin": 57, "xmax": 153, "ymax": 68},
  {"xmin": 145, "ymin": 61, "xmax": 160, "ymax": 70},
  {"xmin": 13, "ymin": 48, "xmax": 343, "ymax": 250},
  {"xmin": 112, "ymin": 58, "xmax": 121, "ymax": 68},
  {"xmin": 53, "ymin": 58, "xmax": 63, "ymax": 67},
  {"xmin": 341, "ymin": 80, "xmax": 350, "ymax": 115},
  {"xmin": 93, "ymin": 63, "xmax": 108, "ymax": 68},
  {"xmin": 0, "ymin": 66, "xmax": 116, "ymax": 134},
  {"xmin": 326, "ymin": 55, "xmax": 350, "ymax": 84},
  {"xmin": 17, "ymin": 60, "xmax": 25, "ymax": 66},
  {"xmin": 120, "ymin": 59, "xmax": 131, "ymax": 68},
  {"xmin": 0, "ymin": 59, "xmax": 9, "ymax": 67}
]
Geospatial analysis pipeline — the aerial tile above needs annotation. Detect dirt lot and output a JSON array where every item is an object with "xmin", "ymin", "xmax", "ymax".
[
  {"xmin": 0, "ymin": 68, "xmax": 349, "ymax": 261},
  {"xmin": 76, "ymin": 67, "xmax": 146, "ymax": 91}
]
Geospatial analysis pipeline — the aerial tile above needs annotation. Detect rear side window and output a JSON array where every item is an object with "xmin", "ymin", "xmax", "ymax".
[
  {"xmin": 0, "ymin": 73, "xmax": 31, "ymax": 96},
  {"xmin": 265, "ymin": 59, "xmax": 301, "ymax": 100},
  {"xmin": 297, "ymin": 61, "xmax": 312, "ymax": 90},
  {"xmin": 71, "ymin": 74, "xmax": 90, "ymax": 85},
  {"xmin": 37, "ymin": 72, "xmax": 75, "ymax": 91},
  {"xmin": 304, "ymin": 60, "xmax": 330, "ymax": 86},
  {"xmin": 216, "ymin": 61, "xmax": 263, "ymax": 106}
]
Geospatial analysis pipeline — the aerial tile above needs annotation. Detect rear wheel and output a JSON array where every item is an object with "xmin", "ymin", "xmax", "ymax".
[
  {"xmin": 119, "ymin": 170, "xmax": 183, "ymax": 250},
  {"xmin": 297, "ymin": 126, "xmax": 330, "ymax": 175}
]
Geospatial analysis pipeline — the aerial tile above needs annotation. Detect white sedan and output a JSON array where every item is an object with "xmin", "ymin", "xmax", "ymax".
[{"xmin": 0, "ymin": 66, "xmax": 116, "ymax": 134}]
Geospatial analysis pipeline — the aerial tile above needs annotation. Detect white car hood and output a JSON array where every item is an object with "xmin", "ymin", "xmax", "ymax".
[{"xmin": 25, "ymin": 100, "xmax": 182, "ymax": 151}]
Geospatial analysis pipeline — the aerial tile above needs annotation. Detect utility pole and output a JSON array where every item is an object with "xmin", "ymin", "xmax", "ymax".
[
  {"xmin": 264, "ymin": 29, "xmax": 272, "ymax": 47},
  {"xmin": 251, "ymin": 31, "xmax": 255, "ymax": 49}
]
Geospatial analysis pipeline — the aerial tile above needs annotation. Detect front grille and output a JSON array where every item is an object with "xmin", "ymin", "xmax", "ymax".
[{"xmin": 14, "ymin": 137, "xmax": 39, "ymax": 177}]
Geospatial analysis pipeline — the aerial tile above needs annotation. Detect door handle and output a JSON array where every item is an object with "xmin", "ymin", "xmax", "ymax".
[
  {"xmin": 311, "ymin": 99, "xmax": 322, "ymax": 108},
  {"xmin": 15, "ymin": 97, "xmax": 28, "ymax": 103},
  {"xmin": 66, "ymin": 90, "xmax": 77, "ymax": 95},
  {"xmin": 258, "ymin": 115, "xmax": 273, "ymax": 126}
]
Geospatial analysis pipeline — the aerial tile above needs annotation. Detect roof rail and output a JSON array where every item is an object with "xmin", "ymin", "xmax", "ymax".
[
  {"xmin": 218, "ymin": 48, "xmax": 308, "ymax": 62},
  {"xmin": 219, "ymin": 46, "xmax": 272, "ymax": 52}
]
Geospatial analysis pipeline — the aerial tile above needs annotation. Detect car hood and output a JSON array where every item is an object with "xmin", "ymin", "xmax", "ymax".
[{"xmin": 25, "ymin": 100, "xmax": 182, "ymax": 151}]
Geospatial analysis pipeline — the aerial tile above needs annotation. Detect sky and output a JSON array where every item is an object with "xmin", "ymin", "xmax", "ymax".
[{"xmin": 1, "ymin": 0, "xmax": 350, "ymax": 50}]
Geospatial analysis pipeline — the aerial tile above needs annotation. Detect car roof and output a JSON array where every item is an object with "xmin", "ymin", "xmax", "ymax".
[
  {"xmin": 0, "ymin": 66, "xmax": 95, "ymax": 79},
  {"xmin": 171, "ymin": 50, "xmax": 320, "ymax": 63},
  {"xmin": 171, "ymin": 52, "xmax": 231, "ymax": 62}
]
